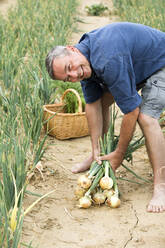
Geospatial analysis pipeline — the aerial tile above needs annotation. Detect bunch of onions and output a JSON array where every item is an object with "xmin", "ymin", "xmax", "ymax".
[
  {"xmin": 75, "ymin": 162, "xmax": 104, "ymax": 208},
  {"xmin": 74, "ymin": 105, "xmax": 148, "ymax": 210},
  {"xmin": 75, "ymin": 106, "xmax": 122, "ymax": 209},
  {"xmin": 75, "ymin": 158, "xmax": 121, "ymax": 209}
]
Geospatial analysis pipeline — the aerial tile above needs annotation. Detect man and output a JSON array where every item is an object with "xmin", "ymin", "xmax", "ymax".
[{"xmin": 45, "ymin": 22, "xmax": 165, "ymax": 213}]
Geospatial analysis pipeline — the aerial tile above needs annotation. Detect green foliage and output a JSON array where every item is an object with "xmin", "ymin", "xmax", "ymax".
[
  {"xmin": 113, "ymin": 0, "xmax": 165, "ymax": 31},
  {"xmin": 85, "ymin": 3, "xmax": 108, "ymax": 16},
  {"xmin": 0, "ymin": 0, "xmax": 77, "ymax": 246}
]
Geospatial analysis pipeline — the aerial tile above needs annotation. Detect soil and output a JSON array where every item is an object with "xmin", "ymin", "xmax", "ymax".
[{"xmin": 1, "ymin": 0, "xmax": 165, "ymax": 248}]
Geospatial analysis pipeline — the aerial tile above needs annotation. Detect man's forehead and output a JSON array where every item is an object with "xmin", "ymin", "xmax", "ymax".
[
  {"xmin": 52, "ymin": 57, "xmax": 67, "ymax": 80},
  {"xmin": 53, "ymin": 56, "xmax": 67, "ymax": 70}
]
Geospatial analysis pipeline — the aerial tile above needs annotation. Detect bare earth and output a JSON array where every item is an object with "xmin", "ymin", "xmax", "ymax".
[{"xmin": 1, "ymin": 0, "xmax": 165, "ymax": 247}]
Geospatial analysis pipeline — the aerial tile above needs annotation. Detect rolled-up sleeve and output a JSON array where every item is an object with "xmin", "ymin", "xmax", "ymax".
[{"xmin": 103, "ymin": 55, "xmax": 142, "ymax": 113}]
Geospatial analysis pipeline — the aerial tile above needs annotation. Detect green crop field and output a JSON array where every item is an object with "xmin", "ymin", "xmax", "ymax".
[
  {"xmin": 113, "ymin": 0, "xmax": 165, "ymax": 31},
  {"xmin": 0, "ymin": 0, "xmax": 77, "ymax": 247}
]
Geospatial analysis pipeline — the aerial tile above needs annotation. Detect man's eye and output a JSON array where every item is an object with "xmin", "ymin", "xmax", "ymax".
[{"xmin": 68, "ymin": 77, "xmax": 70, "ymax": 82}]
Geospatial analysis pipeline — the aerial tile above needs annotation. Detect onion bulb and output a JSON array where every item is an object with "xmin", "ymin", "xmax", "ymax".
[
  {"xmin": 106, "ymin": 195, "xmax": 121, "ymax": 208},
  {"xmin": 103, "ymin": 189, "xmax": 114, "ymax": 199},
  {"xmin": 77, "ymin": 175, "xmax": 92, "ymax": 189},
  {"xmin": 93, "ymin": 192, "xmax": 106, "ymax": 205},
  {"xmin": 74, "ymin": 185, "xmax": 86, "ymax": 199},
  {"xmin": 99, "ymin": 176, "xmax": 113, "ymax": 190},
  {"xmin": 78, "ymin": 196, "xmax": 92, "ymax": 208}
]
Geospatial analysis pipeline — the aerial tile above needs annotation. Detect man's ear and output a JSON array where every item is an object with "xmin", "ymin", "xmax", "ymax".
[{"xmin": 66, "ymin": 45, "xmax": 80, "ymax": 53}]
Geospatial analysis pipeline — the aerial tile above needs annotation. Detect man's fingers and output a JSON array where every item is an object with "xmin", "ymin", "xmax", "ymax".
[
  {"xmin": 100, "ymin": 154, "xmax": 109, "ymax": 160},
  {"xmin": 95, "ymin": 157, "xmax": 102, "ymax": 165}
]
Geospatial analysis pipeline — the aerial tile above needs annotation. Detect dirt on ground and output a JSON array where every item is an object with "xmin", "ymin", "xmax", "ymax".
[{"xmin": 1, "ymin": 0, "xmax": 165, "ymax": 248}]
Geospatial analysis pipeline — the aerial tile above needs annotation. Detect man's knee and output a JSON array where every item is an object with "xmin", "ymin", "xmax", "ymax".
[{"xmin": 138, "ymin": 111, "xmax": 159, "ymax": 128}]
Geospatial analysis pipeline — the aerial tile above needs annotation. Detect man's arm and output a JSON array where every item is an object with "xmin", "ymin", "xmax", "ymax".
[
  {"xmin": 85, "ymin": 99, "xmax": 103, "ymax": 162},
  {"xmin": 100, "ymin": 107, "xmax": 140, "ymax": 170}
]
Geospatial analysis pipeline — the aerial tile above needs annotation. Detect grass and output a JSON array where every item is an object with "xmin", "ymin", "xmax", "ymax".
[
  {"xmin": 0, "ymin": 0, "xmax": 77, "ymax": 246},
  {"xmin": 113, "ymin": 0, "xmax": 165, "ymax": 31}
]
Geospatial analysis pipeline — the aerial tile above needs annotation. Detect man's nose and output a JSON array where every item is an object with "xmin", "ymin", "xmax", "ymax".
[{"xmin": 68, "ymin": 70, "xmax": 78, "ymax": 79}]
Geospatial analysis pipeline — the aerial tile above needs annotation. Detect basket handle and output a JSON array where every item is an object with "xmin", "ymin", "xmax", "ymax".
[{"xmin": 61, "ymin": 88, "xmax": 83, "ymax": 113}]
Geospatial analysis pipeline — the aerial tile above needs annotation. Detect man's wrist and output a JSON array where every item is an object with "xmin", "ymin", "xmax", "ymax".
[{"xmin": 115, "ymin": 147, "xmax": 125, "ymax": 157}]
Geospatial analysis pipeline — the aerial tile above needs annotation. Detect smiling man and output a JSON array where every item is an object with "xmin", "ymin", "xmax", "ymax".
[
  {"xmin": 51, "ymin": 46, "xmax": 92, "ymax": 82},
  {"xmin": 45, "ymin": 22, "xmax": 165, "ymax": 213}
]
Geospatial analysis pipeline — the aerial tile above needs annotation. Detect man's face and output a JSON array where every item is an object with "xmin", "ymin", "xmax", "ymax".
[{"xmin": 52, "ymin": 46, "xmax": 92, "ymax": 82}]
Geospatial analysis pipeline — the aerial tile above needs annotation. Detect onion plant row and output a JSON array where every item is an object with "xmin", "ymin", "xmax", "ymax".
[
  {"xmin": 0, "ymin": 0, "xmax": 77, "ymax": 247},
  {"xmin": 113, "ymin": 0, "xmax": 165, "ymax": 31}
]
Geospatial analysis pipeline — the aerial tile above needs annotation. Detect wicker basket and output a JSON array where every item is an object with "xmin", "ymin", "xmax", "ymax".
[{"xmin": 43, "ymin": 88, "xmax": 89, "ymax": 140}]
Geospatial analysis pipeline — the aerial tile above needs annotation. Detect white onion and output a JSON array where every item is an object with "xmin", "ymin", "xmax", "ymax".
[
  {"xmin": 99, "ymin": 176, "xmax": 113, "ymax": 190},
  {"xmin": 106, "ymin": 195, "xmax": 121, "ymax": 208},
  {"xmin": 103, "ymin": 189, "xmax": 114, "ymax": 198},
  {"xmin": 93, "ymin": 192, "xmax": 106, "ymax": 205},
  {"xmin": 74, "ymin": 185, "xmax": 86, "ymax": 199},
  {"xmin": 78, "ymin": 196, "xmax": 92, "ymax": 208},
  {"xmin": 77, "ymin": 175, "xmax": 92, "ymax": 189}
]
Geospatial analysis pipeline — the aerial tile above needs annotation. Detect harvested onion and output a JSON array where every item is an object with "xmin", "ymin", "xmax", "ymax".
[
  {"xmin": 99, "ymin": 176, "xmax": 113, "ymax": 190},
  {"xmin": 93, "ymin": 192, "xmax": 106, "ymax": 205},
  {"xmin": 77, "ymin": 175, "xmax": 92, "ymax": 189},
  {"xmin": 74, "ymin": 185, "xmax": 86, "ymax": 199},
  {"xmin": 103, "ymin": 189, "xmax": 114, "ymax": 198},
  {"xmin": 99, "ymin": 161, "xmax": 113, "ymax": 190},
  {"xmin": 78, "ymin": 196, "xmax": 92, "ymax": 208},
  {"xmin": 106, "ymin": 195, "xmax": 121, "ymax": 208}
]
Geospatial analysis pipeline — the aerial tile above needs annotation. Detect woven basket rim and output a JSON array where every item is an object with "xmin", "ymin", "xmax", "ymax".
[
  {"xmin": 43, "ymin": 88, "xmax": 86, "ymax": 116},
  {"xmin": 43, "ymin": 104, "xmax": 86, "ymax": 116}
]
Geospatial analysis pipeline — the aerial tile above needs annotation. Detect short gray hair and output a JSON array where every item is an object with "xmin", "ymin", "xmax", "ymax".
[{"xmin": 45, "ymin": 46, "xmax": 69, "ymax": 80}]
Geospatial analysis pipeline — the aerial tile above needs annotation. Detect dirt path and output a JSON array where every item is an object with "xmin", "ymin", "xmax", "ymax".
[{"xmin": 1, "ymin": 0, "xmax": 165, "ymax": 247}]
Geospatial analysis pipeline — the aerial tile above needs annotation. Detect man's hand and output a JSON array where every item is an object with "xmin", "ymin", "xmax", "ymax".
[
  {"xmin": 99, "ymin": 150, "xmax": 125, "ymax": 171},
  {"xmin": 93, "ymin": 147, "xmax": 102, "ymax": 165},
  {"xmin": 99, "ymin": 107, "xmax": 140, "ymax": 171}
]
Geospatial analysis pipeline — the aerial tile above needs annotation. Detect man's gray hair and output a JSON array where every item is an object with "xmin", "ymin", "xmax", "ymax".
[{"xmin": 45, "ymin": 46, "xmax": 69, "ymax": 80}]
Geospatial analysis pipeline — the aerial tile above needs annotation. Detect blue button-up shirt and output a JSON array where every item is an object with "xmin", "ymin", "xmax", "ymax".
[{"xmin": 75, "ymin": 22, "xmax": 165, "ymax": 114}]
